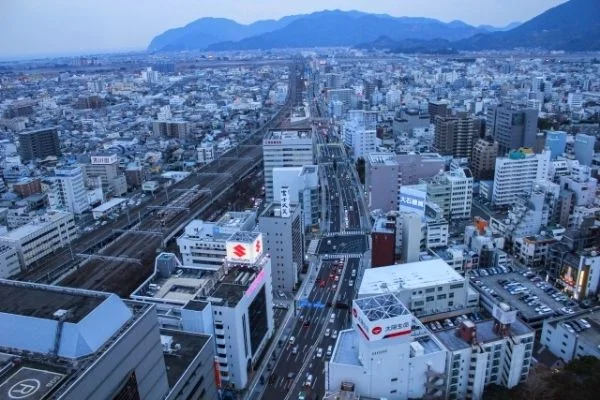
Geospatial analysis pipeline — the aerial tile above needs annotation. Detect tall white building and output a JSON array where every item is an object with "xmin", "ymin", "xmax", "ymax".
[
  {"xmin": 492, "ymin": 149, "xmax": 550, "ymax": 206},
  {"xmin": 327, "ymin": 294, "xmax": 447, "ymax": 400},
  {"xmin": 47, "ymin": 165, "xmax": 90, "ymax": 214},
  {"xmin": 425, "ymin": 168, "xmax": 473, "ymax": 220},
  {"xmin": 272, "ymin": 165, "xmax": 319, "ymax": 231},
  {"xmin": 177, "ymin": 211, "xmax": 256, "ymax": 270},
  {"xmin": 343, "ymin": 110, "xmax": 377, "ymax": 161},
  {"xmin": 262, "ymin": 129, "xmax": 315, "ymax": 202},
  {"xmin": 0, "ymin": 211, "xmax": 76, "ymax": 268}
]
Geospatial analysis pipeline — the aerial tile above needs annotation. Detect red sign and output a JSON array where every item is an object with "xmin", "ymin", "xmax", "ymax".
[
  {"xmin": 233, "ymin": 244, "xmax": 246, "ymax": 258},
  {"xmin": 371, "ymin": 326, "xmax": 382, "ymax": 335},
  {"xmin": 255, "ymin": 240, "xmax": 261, "ymax": 253}
]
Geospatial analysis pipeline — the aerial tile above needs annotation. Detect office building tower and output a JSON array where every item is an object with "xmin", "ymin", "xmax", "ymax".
[
  {"xmin": 272, "ymin": 165, "xmax": 319, "ymax": 231},
  {"xmin": 259, "ymin": 203, "xmax": 304, "ymax": 292},
  {"xmin": 545, "ymin": 130, "xmax": 568, "ymax": 159},
  {"xmin": 436, "ymin": 304, "xmax": 535, "ymax": 400},
  {"xmin": 0, "ymin": 280, "xmax": 171, "ymax": 400},
  {"xmin": 82, "ymin": 152, "xmax": 128, "ymax": 196},
  {"xmin": 47, "ymin": 165, "xmax": 90, "ymax": 214},
  {"xmin": 492, "ymin": 149, "xmax": 551, "ymax": 206},
  {"xmin": 428, "ymin": 100, "xmax": 450, "ymax": 123},
  {"xmin": 567, "ymin": 92, "xmax": 584, "ymax": 110},
  {"xmin": 18, "ymin": 127, "xmax": 61, "ymax": 162},
  {"xmin": 325, "ymin": 73, "xmax": 342, "ymax": 89},
  {"xmin": 397, "ymin": 153, "xmax": 445, "ymax": 186},
  {"xmin": 532, "ymin": 76, "xmax": 545, "ymax": 92},
  {"xmin": 152, "ymin": 121, "xmax": 188, "ymax": 140},
  {"xmin": 263, "ymin": 129, "xmax": 314, "ymax": 202},
  {"xmin": 343, "ymin": 110, "xmax": 377, "ymax": 161},
  {"xmin": 371, "ymin": 217, "xmax": 396, "ymax": 267},
  {"xmin": 327, "ymin": 294, "xmax": 447, "ymax": 400},
  {"xmin": 425, "ymin": 168, "xmax": 473, "ymax": 220},
  {"xmin": 125, "ymin": 162, "xmax": 144, "ymax": 189},
  {"xmin": 486, "ymin": 105, "xmax": 538, "ymax": 156},
  {"xmin": 559, "ymin": 162, "xmax": 598, "ymax": 207},
  {"xmin": 433, "ymin": 113, "xmax": 477, "ymax": 159},
  {"xmin": 197, "ymin": 142, "xmax": 215, "ymax": 164},
  {"xmin": 134, "ymin": 235, "xmax": 274, "ymax": 391},
  {"xmin": 328, "ymin": 88, "xmax": 355, "ymax": 116},
  {"xmin": 0, "ymin": 211, "xmax": 76, "ymax": 268},
  {"xmin": 177, "ymin": 211, "xmax": 257, "ymax": 270},
  {"xmin": 470, "ymin": 138, "xmax": 499, "ymax": 180},
  {"xmin": 366, "ymin": 153, "xmax": 399, "ymax": 212},
  {"xmin": 573, "ymin": 133, "xmax": 596, "ymax": 166}
]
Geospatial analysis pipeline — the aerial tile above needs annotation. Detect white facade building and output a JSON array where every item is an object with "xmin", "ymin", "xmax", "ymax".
[
  {"xmin": 47, "ymin": 165, "xmax": 90, "ymax": 214},
  {"xmin": 492, "ymin": 149, "xmax": 550, "ymax": 206},
  {"xmin": 343, "ymin": 110, "xmax": 377, "ymax": 161},
  {"xmin": 197, "ymin": 143, "xmax": 215, "ymax": 164},
  {"xmin": 263, "ymin": 129, "xmax": 315, "ymax": 202},
  {"xmin": 426, "ymin": 168, "xmax": 473, "ymax": 220},
  {"xmin": 541, "ymin": 311, "xmax": 600, "ymax": 362},
  {"xmin": 327, "ymin": 294, "xmax": 447, "ymax": 400},
  {"xmin": 0, "ymin": 244, "xmax": 20, "ymax": 278},
  {"xmin": 272, "ymin": 165, "xmax": 319, "ymax": 230},
  {"xmin": 0, "ymin": 211, "xmax": 76, "ymax": 268}
]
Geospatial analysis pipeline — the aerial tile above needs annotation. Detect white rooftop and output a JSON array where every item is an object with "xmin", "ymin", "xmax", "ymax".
[
  {"xmin": 92, "ymin": 197, "xmax": 126, "ymax": 213},
  {"xmin": 359, "ymin": 259, "xmax": 464, "ymax": 295},
  {"xmin": 0, "ymin": 211, "xmax": 72, "ymax": 241}
]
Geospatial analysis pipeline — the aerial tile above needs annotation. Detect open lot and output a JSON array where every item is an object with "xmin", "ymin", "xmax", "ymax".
[{"xmin": 470, "ymin": 267, "xmax": 579, "ymax": 325}]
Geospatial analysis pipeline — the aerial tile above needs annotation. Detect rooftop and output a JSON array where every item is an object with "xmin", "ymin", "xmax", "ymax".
[
  {"xmin": 0, "ymin": 279, "xmax": 105, "ymax": 323},
  {"xmin": 359, "ymin": 259, "xmax": 464, "ymax": 295},
  {"xmin": 372, "ymin": 217, "xmax": 395, "ymax": 234},
  {"xmin": 331, "ymin": 329, "xmax": 362, "ymax": 366},
  {"xmin": 354, "ymin": 294, "xmax": 409, "ymax": 322},
  {"xmin": 264, "ymin": 129, "xmax": 312, "ymax": 142},
  {"xmin": 368, "ymin": 153, "xmax": 397, "ymax": 165},
  {"xmin": 0, "ymin": 211, "xmax": 72, "ymax": 241},
  {"xmin": 161, "ymin": 329, "xmax": 212, "ymax": 388},
  {"xmin": 435, "ymin": 318, "xmax": 533, "ymax": 352},
  {"xmin": 261, "ymin": 202, "xmax": 298, "ymax": 218},
  {"xmin": 210, "ymin": 262, "xmax": 267, "ymax": 307},
  {"xmin": 548, "ymin": 311, "xmax": 600, "ymax": 350}
]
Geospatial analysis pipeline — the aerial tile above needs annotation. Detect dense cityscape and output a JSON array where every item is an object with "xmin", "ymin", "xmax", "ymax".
[{"xmin": 0, "ymin": 1, "xmax": 599, "ymax": 400}]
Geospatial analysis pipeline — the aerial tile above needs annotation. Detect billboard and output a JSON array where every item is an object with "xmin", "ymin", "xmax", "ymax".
[
  {"xmin": 352, "ymin": 301, "xmax": 412, "ymax": 342},
  {"xmin": 226, "ymin": 233, "xmax": 263, "ymax": 264},
  {"xmin": 280, "ymin": 186, "xmax": 291, "ymax": 218},
  {"xmin": 399, "ymin": 186, "xmax": 426, "ymax": 216}
]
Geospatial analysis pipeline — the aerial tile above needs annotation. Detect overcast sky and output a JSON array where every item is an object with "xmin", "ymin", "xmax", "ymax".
[{"xmin": 0, "ymin": 0, "xmax": 566, "ymax": 58}]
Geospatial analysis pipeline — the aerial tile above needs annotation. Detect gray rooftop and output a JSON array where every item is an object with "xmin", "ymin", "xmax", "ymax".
[
  {"xmin": 161, "ymin": 329, "xmax": 212, "ymax": 388},
  {"xmin": 332, "ymin": 329, "xmax": 362, "ymax": 366},
  {"xmin": 354, "ymin": 294, "xmax": 409, "ymax": 322},
  {"xmin": 435, "ymin": 319, "xmax": 533, "ymax": 352}
]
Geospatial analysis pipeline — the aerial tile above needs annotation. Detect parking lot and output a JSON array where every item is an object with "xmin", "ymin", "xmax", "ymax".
[
  {"xmin": 426, "ymin": 310, "xmax": 488, "ymax": 332},
  {"xmin": 470, "ymin": 267, "xmax": 579, "ymax": 323}
]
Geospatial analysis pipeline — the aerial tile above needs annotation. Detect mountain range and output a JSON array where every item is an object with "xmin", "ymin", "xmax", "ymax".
[{"xmin": 148, "ymin": 0, "xmax": 599, "ymax": 53}]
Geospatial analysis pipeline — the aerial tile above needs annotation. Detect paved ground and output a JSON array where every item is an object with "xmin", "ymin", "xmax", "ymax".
[{"xmin": 316, "ymin": 234, "xmax": 368, "ymax": 255}]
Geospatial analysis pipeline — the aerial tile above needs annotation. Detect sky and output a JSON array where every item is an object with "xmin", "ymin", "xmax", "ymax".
[{"xmin": 0, "ymin": 0, "xmax": 567, "ymax": 59}]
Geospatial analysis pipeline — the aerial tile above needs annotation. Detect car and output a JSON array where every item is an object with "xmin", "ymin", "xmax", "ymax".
[
  {"xmin": 326, "ymin": 345, "xmax": 333, "ymax": 357},
  {"xmin": 334, "ymin": 275, "xmax": 340, "ymax": 282},
  {"xmin": 288, "ymin": 372, "xmax": 295, "ymax": 380},
  {"xmin": 560, "ymin": 307, "xmax": 575, "ymax": 315},
  {"xmin": 330, "ymin": 313, "xmax": 336, "ymax": 323},
  {"xmin": 303, "ymin": 320, "xmax": 310, "ymax": 328},
  {"xmin": 579, "ymin": 319, "xmax": 591, "ymax": 329},
  {"xmin": 292, "ymin": 345, "xmax": 299, "ymax": 355},
  {"xmin": 570, "ymin": 320, "xmax": 584, "ymax": 331},
  {"xmin": 305, "ymin": 374, "xmax": 313, "ymax": 387},
  {"xmin": 325, "ymin": 328, "xmax": 331, "ymax": 337},
  {"xmin": 289, "ymin": 336, "xmax": 296, "ymax": 345},
  {"xmin": 562, "ymin": 323, "xmax": 575, "ymax": 333},
  {"xmin": 349, "ymin": 280, "xmax": 354, "ymax": 287},
  {"xmin": 332, "ymin": 330, "xmax": 338, "ymax": 339},
  {"xmin": 435, "ymin": 321, "xmax": 443, "ymax": 330},
  {"xmin": 430, "ymin": 322, "xmax": 438, "ymax": 331},
  {"xmin": 316, "ymin": 348, "xmax": 323, "ymax": 358},
  {"xmin": 298, "ymin": 391, "xmax": 306, "ymax": 400}
]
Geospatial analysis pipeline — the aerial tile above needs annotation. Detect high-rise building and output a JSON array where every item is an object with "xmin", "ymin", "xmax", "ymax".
[
  {"xmin": 0, "ymin": 280, "xmax": 173, "ymax": 400},
  {"xmin": 325, "ymin": 73, "xmax": 342, "ymax": 89},
  {"xmin": 82, "ymin": 152, "xmax": 128, "ymax": 196},
  {"xmin": 402, "ymin": 212, "xmax": 422, "ymax": 263},
  {"xmin": 425, "ymin": 168, "xmax": 473, "ymax": 220},
  {"xmin": 152, "ymin": 120, "xmax": 188, "ymax": 140},
  {"xmin": 328, "ymin": 88, "xmax": 354, "ymax": 115},
  {"xmin": 573, "ymin": 133, "xmax": 596, "ymax": 166},
  {"xmin": 544, "ymin": 130, "xmax": 568, "ymax": 159},
  {"xmin": 263, "ymin": 129, "xmax": 314, "ymax": 202},
  {"xmin": 470, "ymin": 138, "xmax": 499, "ymax": 180},
  {"xmin": 397, "ymin": 153, "xmax": 446, "ymax": 186},
  {"xmin": 433, "ymin": 113, "xmax": 478, "ymax": 159},
  {"xmin": 428, "ymin": 100, "xmax": 450, "ymax": 123},
  {"xmin": 259, "ymin": 203, "xmax": 304, "ymax": 292},
  {"xmin": 366, "ymin": 153, "xmax": 399, "ymax": 212},
  {"xmin": 47, "ymin": 165, "xmax": 90, "ymax": 214},
  {"xmin": 18, "ymin": 127, "xmax": 61, "ymax": 162},
  {"xmin": 492, "ymin": 149, "xmax": 551, "ymax": 206},
  {"xmin": 486, "ymin": 105, "xmax": 538, "ymax": 156},
  {"xmin": 343, "ymin": 110, "xmax": 377, "ymax": 161},
  {"xmin": 371, "ymin": 217, "xmax": 396, "ymax": 267},
  {"xmin": 272, "ymin": 165, "xmax": 319, "ymax": 231}
]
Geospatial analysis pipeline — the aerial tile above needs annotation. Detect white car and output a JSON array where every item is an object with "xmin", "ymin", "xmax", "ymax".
[
  {"xmin": 324, "ymin": 328, "xmax": 331, "ymax": 337},
  {"xmin": 331, "ymin": 330, "xmax": 338, "ymax": 339},
  {"xmin": 316, "ymin": 348, "xmax": 323, "ymax": 358}
]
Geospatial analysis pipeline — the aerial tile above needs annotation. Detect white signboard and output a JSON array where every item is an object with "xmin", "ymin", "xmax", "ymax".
[{"xmin": 280, "ymin": 186, "xmax": 291, "ymax": 218}]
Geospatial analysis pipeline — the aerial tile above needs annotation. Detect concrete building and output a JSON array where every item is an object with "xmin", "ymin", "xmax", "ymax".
[
  {"xmin": 358, "ymin": 259, "xmax": 469, "ymax": 317},
  {"xmin": 492, "ymin": 148, "xmax": 551, "ymax": 206},
  {"xmin": 433, "ymin": 113, "xmax": 477, "ymax": 159},
  {"xmin": 343, "ymin": 110, "xmax": 377, "ymax": 161},
  {"xmin": 573, "ymin": 133, "xmax": 596, "ymax": 166},
  {"xmin": 425, "ymin": 168, "xmax": 473, "ymax": 220},
  {"xmin": 328, "ymin": 88, "xmax": 354, "ymax": 115},
  {"xmin": 486, "ymin": 105, "xmax": 538, "ymax": 156},
  {"xmin": 197, "ymin": 142, "xmax": 216, "ymax": 164},
  {"xmin": 47, "ymin": 165, "xmax": 90, "ymax": 214},
  {"xmin": 0, "ymin": 280, "xmax": 171, "ymax": 400},
  {"xmin": 545, "ymin": 131, "xmax": 568, "ymax": 159},
  {"xmin": 12, "ymin": 177, "xmax": 42, "ymax": 198},
  {"xmin": 272, "ymin": 165, "xmax": 319, "ymax": 231},
  {"xmin": 428, "ymin": 100, "xmax": 450, "ymax": 122},
  {"xmin": 0, "ymin": 244, "xmax": 20, "ymax": 278},
  {"xmin": 470, "ymin": 138, "xmax": 498, "ymax": 181},
  {"xmin": 177, "ymin": 211, "xmax": 257, "ymax": 270},
  {"xmin": 125, "ymin": 162, "xmax": 144, "ymax": 189},
  {"xmin": 263, "ymin": 129, "xmax": 314, "ymax": 202},
  {"xmin": 435, "ymin": 304, "xmax": 535, "ymax": 400},
  {"xmin": 0, "ymin": 211, "xmax": 76, "ymax": 268},
  {"xmin": 546, "ymin": 246, "xmax": 600, "ymax": 301},
  {"xmin": 371, "ymin": 216, "xmax": 396, "ymax": 267},
  {"xmin": 82, "ymin": 153, "xmax": 128, "ymax": 197},
  {"xmin": 397, "ymin": 153, "xmax": 445, "ymax": 186},
  {"xmin": 327, "ymin": 294, "xmax": 447, "ymax": 400},
  {"xmin": 402, "ymin": 212, "xmax": 422, "ymax": 263},
  {"xmin": 559, "ymin": 161, "xmax": 597, "ymax": 207},
  {"xmin": 18, "ymin": 127, "xmax": 61, "ymax": 162},
  {"xmin": 153, "ymin": 120, "xmax": 188, "ymax": 140},
  {"xmin": 366, "ymin": 153, "xmax": 399, "ymax": 212},
  {"xmin": 258, "ymin": 203, "xmax": 304, "ymax": 292},
  {"xmin": 541, "ymin": 311, "xmax": 600, "ymax": 362}
]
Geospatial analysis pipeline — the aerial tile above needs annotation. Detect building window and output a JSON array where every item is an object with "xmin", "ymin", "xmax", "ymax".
[
  {"xmin": 426, "ymin": 296, "xmax": 434, "ymax": 302},
  {"xmin": 437, "ymin": 294, "xmax": 447, "ymax": 300},
  {"xmin": 391, "ymin": 378, "xmax": 398, "ymax": 382}
]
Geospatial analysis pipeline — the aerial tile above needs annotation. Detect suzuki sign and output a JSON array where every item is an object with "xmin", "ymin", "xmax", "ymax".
[{"xmin": 226, "ymin": 233, "xmax": 264, "ymax": 264}]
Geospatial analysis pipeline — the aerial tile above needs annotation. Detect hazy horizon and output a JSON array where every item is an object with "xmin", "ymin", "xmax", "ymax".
[{"xmin": 0, "ymin": 0, "xmax": 567, "ymax": 59}]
